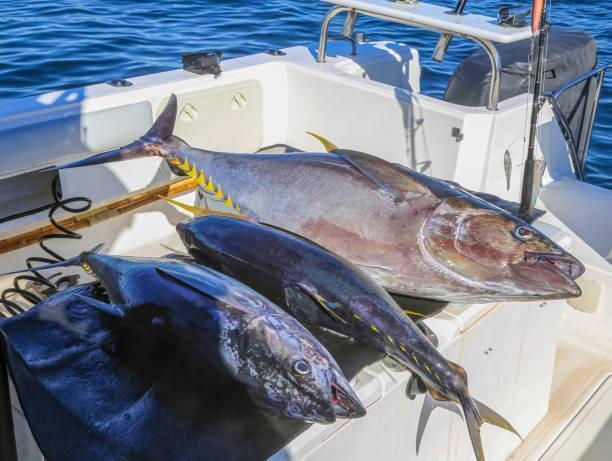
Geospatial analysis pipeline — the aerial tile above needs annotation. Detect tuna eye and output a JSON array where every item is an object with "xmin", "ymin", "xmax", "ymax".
[
  {"xmin": 514, "ymin": 226, "xmax": 532, "ymax": 241},
  {"xmin": 292, "ymin": 360, "xmax": 310, "ymax": 376}
]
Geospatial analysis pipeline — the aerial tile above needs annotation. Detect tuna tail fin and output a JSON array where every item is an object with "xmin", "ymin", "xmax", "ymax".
[
  {"xmin": 46, "ymin": 95, "xmax": 178, "ymax": 171},
  {"xmin": 474, "ymin": 398, "xmax": 522, "ymax": 440},
  {"xmin": 460, "ymin": 395, "xmax": 522, "ymax": 461},
  {"xmin": 460, "ymin": 395, "xmax": 486, "ymax": 461},
  {"xmin": 0, "ymin": 244, "xmax": 104, "ymax": 277}
]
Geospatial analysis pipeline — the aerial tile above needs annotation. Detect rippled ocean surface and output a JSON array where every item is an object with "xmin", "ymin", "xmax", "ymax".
[{"xmin": 1, "ymin": 0, "xmax": 610, "ymax": 188}]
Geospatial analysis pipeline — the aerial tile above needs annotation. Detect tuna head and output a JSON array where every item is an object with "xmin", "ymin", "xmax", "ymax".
[
  {"xmin": 225, "ymin": 313, "xmax": 366, "ymax": 424},
  {"xmin": 79, "ymin": 252, "xmax": 365, "ymax": 424},
  {"xmin": 420, "ymin": 196, "xmax": 584, "ymax": 302}
]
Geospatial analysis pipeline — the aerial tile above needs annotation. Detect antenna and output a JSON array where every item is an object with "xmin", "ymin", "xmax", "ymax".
[{"xmin": 519, "ymin": 0, "xmax": 548, "ymax": 218}]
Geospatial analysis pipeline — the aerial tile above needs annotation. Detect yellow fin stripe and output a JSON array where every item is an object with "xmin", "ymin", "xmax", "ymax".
[
  {"xmin": 435, "ymin": 373, "xmax": 441, "ymax": 383},
  {"xmin": 353, "ymin": 314, "xmax": 362, "ymax": 321},
  {"xmin": 403, "ymin": 309, "xmax": 425, "ymax": 318},
  {"xmin": 370, "ymin": 325, "xmax": 380, "ymax": 333}
]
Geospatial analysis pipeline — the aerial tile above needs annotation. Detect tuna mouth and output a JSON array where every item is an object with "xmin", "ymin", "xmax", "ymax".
[
  {"xmin": 330, "ymin": 372, "xmax": 366, "ymax": 419},
  {"xmin": 524, "ymin": 251, "xmax": 585, "ymax": 280},
  {"xmin": 508, "ymin": 251, "xmax": 584, "ymax": 299}
]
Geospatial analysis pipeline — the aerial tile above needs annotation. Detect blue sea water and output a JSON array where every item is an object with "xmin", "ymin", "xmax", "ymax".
[{"xmin": 1, "ymin": 0, "xmax": 610, "ymax": 189}]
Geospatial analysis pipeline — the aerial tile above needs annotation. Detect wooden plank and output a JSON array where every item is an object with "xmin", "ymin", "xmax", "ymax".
[{"xmin": 0, "ymin": 177, "xmax": 198, "ymax": 255}]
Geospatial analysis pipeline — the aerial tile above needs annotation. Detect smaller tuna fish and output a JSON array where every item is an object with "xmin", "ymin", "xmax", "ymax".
[
  {"xmin": 176, "ymin": 213, "xmax": 521, "ymax": 461},
  {"xmin": 3, "ymin": 249, "xmax": 365, "ymax": 424}
]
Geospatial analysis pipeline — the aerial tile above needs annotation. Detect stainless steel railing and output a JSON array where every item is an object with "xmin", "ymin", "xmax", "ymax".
[
  {"xmin": 544, "ymin": 64, "xmax": 610, "ymax": 181},
  {"xmin": 317, "ymin": 5, "xmax": 502, "ymax": 111}
]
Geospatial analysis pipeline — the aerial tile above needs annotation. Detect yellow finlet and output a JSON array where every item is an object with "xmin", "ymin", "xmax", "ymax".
[
  {"xmin": 224, "ymin": 195, "xmax": 234, "ymax": 208},
  {"xmin": 205, "ymin": 177, "xmax": 215, "ymax": 192},
  {"xmin": 370, "ymin": 325, "xmax": 380, "ymax": 334},
  {"xmin": 424, "ymin": 364, "xmax": 432, "ymax": 374},
  {"xmin": 159, "ymin": 196, "xmax": 246, "ymax": 219},
  {"xmin": 214, "ymin": 185, "xmax": 224, "ymax": 199},
  {"xmin": 196, "ymin": 172, "xmax": 206, "ymax": 185},
  {"xmin": 411, "ymin": 354, "xmax": 420, "ymax": 366},
  {"xmin": 386, "ymin": 335, "xmax": 394, "ymax": 344},
  {"xmin": 399, "ymin": 345, "xmax": 407, "ymax": 353},
  {"xmin": 306, "ymin": 131, "xmax": 338, "ymax": 153},
  {"xmin": 187, "ymin": 165, "xmax": 199, "ymax": 178},
  {"xmin": 178, "ymin": 158, "xmax": 190, "ymax": 171},
  {"xmin": 353, "ymin": 314, "xmax": 362, "ymax": 321}
]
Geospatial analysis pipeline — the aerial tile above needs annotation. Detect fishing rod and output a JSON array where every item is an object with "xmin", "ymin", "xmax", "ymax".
[
  {"xmin": 432, "ymin": 0, "xmax": 468, "ymax": 62},
  {"xmin": 519, "ymin": 0, "xmax": 548, "ymax": 217}
]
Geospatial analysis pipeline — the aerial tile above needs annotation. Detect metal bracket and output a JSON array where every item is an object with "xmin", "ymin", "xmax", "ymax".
[{"xmin": 182, "ymin": 51, "xmax": 223, "ymax": 77}]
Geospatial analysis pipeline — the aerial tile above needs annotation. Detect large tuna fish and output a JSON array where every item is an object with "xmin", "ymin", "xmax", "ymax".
[
  {"xmin": 52, "ymin": 94, "xmax": 584, "ymax": 303},
  {"xmin": 176, "ymin": 213, "xmax": 521, "ymax": 461},
  {"xmin": 4, "ymin": 250, "xmax": 365, "ymax": 424}
]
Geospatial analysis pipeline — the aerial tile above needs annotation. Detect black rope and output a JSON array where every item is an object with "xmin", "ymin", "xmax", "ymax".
[{"xmin": 0, "ymin": 177, "xmax": 92, "ymax": 316}]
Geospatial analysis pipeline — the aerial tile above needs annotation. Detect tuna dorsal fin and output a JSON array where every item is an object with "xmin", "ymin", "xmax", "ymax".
[
  {"xmin": 332, "ymin": 149, "xmax": 430, "ymax": 201},
  {"xmin": 295, "ymin": 283, "xmax": 348, "ymax": 324},
  {"xmin": 473, "ymin": 398, "xmax": 522, "ymax": 440},
  {"xmin": 386, "ymin": 291, "xmax": 449, "ymax": 321},
  {"xmin": 143, "ymin": 94, "xmax": 178, "ymax": 142},
  {"xmin": 305, "ymin": 132, "xmax": 338, "ymax": 153},
  {"xmin": 75, "ymin": 295, "xmax": 124, "ymax": 319}
]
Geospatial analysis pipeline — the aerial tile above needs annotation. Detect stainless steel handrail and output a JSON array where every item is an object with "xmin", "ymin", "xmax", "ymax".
[
  {"xmin": 317, "ymin": 5, "xmax": 502, "ymax": 110},
  {"xmin": 544, "ymin": 64, "xmax": 610, "ymax": 181}
]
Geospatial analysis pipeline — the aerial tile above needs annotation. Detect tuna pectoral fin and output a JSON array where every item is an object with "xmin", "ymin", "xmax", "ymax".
[
  {"xmin": 294, "ymin": 283, "xmax": 348, "ymax": 324},
  {"xmin": 75, "ymin": 295, "xmax": 124, "ymax": 319},
  {"xmin": 473, "ymin": 398, "xmax": 522, "ymax": 440},
  {"xmin": 386, "ymin": 291, "xmax": 449, "ymax": 321},
  {"xmin": 333, "ymin": 149, "xmax": 430, "ymax": 201},
  {"xmin": 46, "ymin": 95, "xmax": 178, "ymax": 171},
  {"xmin": 155, "ymin": 267, "xmax": 218, "ymax": 301}
]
